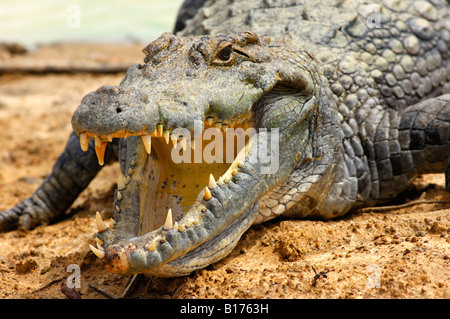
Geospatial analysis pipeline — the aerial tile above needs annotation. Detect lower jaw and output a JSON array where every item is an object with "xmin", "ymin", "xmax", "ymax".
[
  {"xmin": 138, "ymin": 202, "xmax": 259, "ymax": 277},
  {"xmin": 99, "ymin": 193, "xmax": 259, "ymax": 276}
]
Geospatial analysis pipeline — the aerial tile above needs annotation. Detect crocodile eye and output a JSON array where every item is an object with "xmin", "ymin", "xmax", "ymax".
[{"xmin": 218, "ymin": 45, "xmax": 233, "ymax": 61}]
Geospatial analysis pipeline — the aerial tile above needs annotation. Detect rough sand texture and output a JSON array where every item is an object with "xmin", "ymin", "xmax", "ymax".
[{"xmin": 0, "ymin": 44, "xmax": 448, "ymax": 299}]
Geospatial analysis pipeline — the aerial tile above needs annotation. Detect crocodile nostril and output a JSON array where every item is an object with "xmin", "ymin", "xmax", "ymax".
[{"xmin": 116, "ymin": 107, "xmax": 123, "ymax": 113}]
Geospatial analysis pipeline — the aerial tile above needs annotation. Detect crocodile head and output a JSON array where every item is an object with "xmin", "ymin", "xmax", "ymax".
[{"xmin": 71, "ymin": 32, "xmax": 326, "ymax": 277}]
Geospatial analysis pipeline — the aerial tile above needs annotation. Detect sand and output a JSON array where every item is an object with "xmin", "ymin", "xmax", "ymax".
[{"xmin": 0, "ymin": 43, "xmax": 448, "ymax": 299}]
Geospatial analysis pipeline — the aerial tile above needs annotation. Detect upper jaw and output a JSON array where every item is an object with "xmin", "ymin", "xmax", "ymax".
[{"xmin": 71, "ymin": 85, "xmax": 159, "ymax": 137}]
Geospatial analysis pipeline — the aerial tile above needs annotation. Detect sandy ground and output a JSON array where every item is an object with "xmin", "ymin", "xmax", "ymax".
[{"xmin": 0, "ymin": 43, "xmax": 448, "ymax": 299}]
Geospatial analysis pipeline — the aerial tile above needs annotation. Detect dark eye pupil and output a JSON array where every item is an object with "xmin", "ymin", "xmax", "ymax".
[{"xmin": 219, "ymin": 46, "xmax": 232, "ymax": 60}]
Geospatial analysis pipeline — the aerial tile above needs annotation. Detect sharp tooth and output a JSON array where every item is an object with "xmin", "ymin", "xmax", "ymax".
[
  {"xmin": 94, "ymin": 135, "xmax": 102, "ymax": 147},
  {"xmin": 206, "ymin": 117, "xmax": 214, "ymax": 126},
  {"xmin": 96, "ymin": 242, "xmax": 105, "ymax": 252},
  {"xmin": 214, "ymin": 122, "xmax": 222, "ymax": 130},
  {"xmin": 232, "ymin": 168, "xmax": 238, "ymax": 176},
  {"xmin": 163, "ymin": 208, "xmax": 173, "ymax": 231},
  {"xmin": 94, "ymin": 136, "xmax": 107, "ymax": 166},
  {"xmin": 217, "ymin": 176, "xmax": 224, "ymax": 186},
  {"xmin": 117, "ymin": 173, "xmax": 126, "ymax": 190},
  {"xmin": 209, "ymin": 174, "xmax": 217, "ymax": 189},
  {"xmin": 157, "ymin": 124, "xmax": 163, "ymax": 137},
  {"xmin": 204, "ymin": 186, "xmax": 212, "ymax": 200},
  {"xmin": 89, "ymin": 244, "xmax": 105, "ymax": 259},
  {"xmin": 178, "ymin": 224, "xmax": 185, "ymax": 232},
  {"xmin": 164, "ymin": 130, "xmax": 170, "ymax": 144},
  {"xmin": 148, "ymin": 241, "xmax": 156, "ymax": 252},
  {"xmin": 170, "ymin": 134, "xmax": 178, "ymax": 146},
  {"xmin": 95, "ymin": 211, "xmax": 108, "ymax": 232},
  {"xmin": 116, "ymin": 191, "xmax": 123, "ymax": 201},
  {"xmin": 79, "ymin": 132, "xmax": 89, "ymax": 151},
  {"xmin": 173, "ymin": 221, "xmax": 179, "ymax": 231},
  {"xmin": 106, "ymin": 134, "xmax": 113, "ymax": 142},
  {"xmin": 95, "ymin": 238, "xmax": 104, "ymax": 246},
  {"xmin": 141, "ymin": 135, "xmax": 151, "ymax": 154}
]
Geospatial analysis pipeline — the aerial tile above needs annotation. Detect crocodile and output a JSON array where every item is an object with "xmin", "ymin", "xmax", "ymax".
[{"xmin": 1, "ymin": 0, "xmax": 450, "ymax": 277}]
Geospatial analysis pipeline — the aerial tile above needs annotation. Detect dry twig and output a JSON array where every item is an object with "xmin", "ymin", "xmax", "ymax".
[{"xmin": 358, "ymin": 200, "xmax": 450, "ymax": 213}]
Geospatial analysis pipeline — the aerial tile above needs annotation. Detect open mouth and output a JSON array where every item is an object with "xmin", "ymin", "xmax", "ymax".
[{"xmin": 79, "ymin": 116, "xmax": 257, "ymax": 275}]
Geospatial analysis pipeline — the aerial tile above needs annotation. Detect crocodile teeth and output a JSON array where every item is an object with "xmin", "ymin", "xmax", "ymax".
[
  {"xmin": 170, "ymin": 134, "xmax": 178, "ymax": 146},
  {"xmin": 94, "ymin": 135, "xmax": 101, "ymax": 147},
  {"xmin": 94, "ymin": 136, "xmax": 107, "ymax": 166},
  {"xmin": 208, "ymin": 174, "xmax": 217, "ymax": 189},
  {"xmin": 206, "ymin": 117, "xmax": 214, "ymax": 126},
  {"xmin": 141, "ymin": 135, "xmax": 151, "ymax": 154},
  {"xmin": 164, "ymin": 130, "xmax": 170, "ymax": 144},
  {"xmin": 79, "ymin": 132, "xmax": 89, "ymax": 151},
  {"xmin": 96, "ymin": 242, "xmax": 104, "ymax": 251},
  {"xmin": 217, "ymin": 176, "xmax": 224, "ymax": 186},
  {"xmin": 106, "ymin": 134, "xmax": 113, "ymax": 142},
  {"xmin": 89, "ymin": 244, "xmax": 105, "ymax": 259},
  {"xmin": 95, "ymin": 238, "xmax": 104, "ymax": 246},
  {"xmin": 117, "ymin": 174, "xmax": 126, "ymax": 191},
  {"xmin": 163, "ymin": 208, "xmax": 173, "ymax": 231},
  {"xmin": 157, "ymin": 124, "xmax": 163, "ymax": 137},
  {"xmin": 95, "ymin": 211, "xmax": 108, "ymax": 232},
  {"xmin": 204, "ymin": 186, "xmax": 212, "ymax": 200}
]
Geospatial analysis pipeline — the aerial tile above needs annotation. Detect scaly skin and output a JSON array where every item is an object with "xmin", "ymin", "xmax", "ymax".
[{"xmin": 1, "ymin": 0, "xmax": 450, "ymax": 277}]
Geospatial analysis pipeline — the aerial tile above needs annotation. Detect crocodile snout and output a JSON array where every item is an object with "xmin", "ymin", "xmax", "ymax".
[{"xmin": 71, "ymin": 85, "xmax": 159, "ymax": 137}]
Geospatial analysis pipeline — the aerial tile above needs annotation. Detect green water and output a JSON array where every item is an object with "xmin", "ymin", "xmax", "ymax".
[{"xmin": 0, "ymin": 0, "xmax": 184, "ymax": 47}]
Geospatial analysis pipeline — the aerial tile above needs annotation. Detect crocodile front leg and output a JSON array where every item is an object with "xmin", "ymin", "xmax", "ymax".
[
  {"xmin": 0, "ymin": 131, "xmax": 117, "ymax": 232},
  {"xmin": 360, "ymin": 94, "xmax": 450, "ymax": 203}
]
